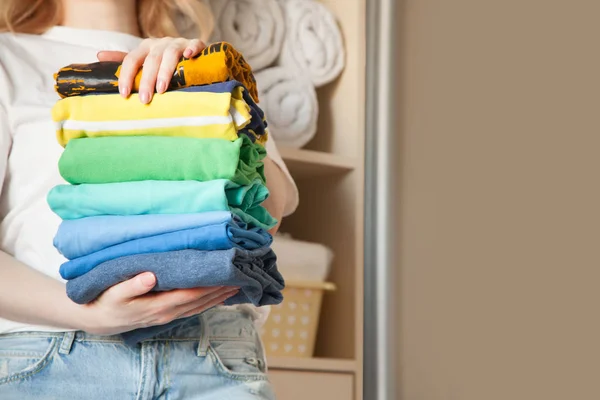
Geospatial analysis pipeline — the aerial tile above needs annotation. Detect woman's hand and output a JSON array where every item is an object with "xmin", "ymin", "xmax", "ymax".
[
  {"xmin": 97, "ymin": 37, "xmax": 206, "ymax": 104},
  {"xmin": 82, "ymin": 272, "xmax": 239, "ymax": 335}
]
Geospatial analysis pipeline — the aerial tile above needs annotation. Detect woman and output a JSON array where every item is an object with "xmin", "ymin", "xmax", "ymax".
[{"xmin": 0, "ymin": 0, "xmax": 298, "ymax": 398}]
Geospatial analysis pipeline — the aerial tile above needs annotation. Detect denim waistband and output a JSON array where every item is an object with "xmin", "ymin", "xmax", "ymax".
[{"xmin": 0, "ymin": 308, "xmax": 256, "ymax": 356}]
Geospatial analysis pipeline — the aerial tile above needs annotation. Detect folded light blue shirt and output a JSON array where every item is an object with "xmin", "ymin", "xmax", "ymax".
[
  {"xmin": 47, "ymin": 179, "xmax": 277, "ymax": 230},
  {"xmin": 54, "ymin": 212, "xmax": 270, "ymax": 260},
  {"xmin": 65, "ymin": 248, "xmax": 285, "ymax": 345},
  {"xmin": 59, "ymin": 219, "xmax": 273, "ymax": 280}
]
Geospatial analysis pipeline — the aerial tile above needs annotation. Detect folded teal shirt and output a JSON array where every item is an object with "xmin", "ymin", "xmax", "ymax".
[
  {"xmin": 54, "ymin": 211, "xmax": 272, "ymax": 260},
  {"xmin": 47, "ymin": 179, "xmax": 277, "ymax": 230}
]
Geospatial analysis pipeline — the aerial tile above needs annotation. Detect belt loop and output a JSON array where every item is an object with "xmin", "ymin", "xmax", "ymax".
[
  {"xmin": 257, "ymin": 332, "xmax": 269, "ymax": 373},
  {"xmin": 58, "ymin": 331, "xmax": 76, "ymax": 355},
  {"xmin": 197, "ymin": 314, "xmax": 210, "ymax": 357}
]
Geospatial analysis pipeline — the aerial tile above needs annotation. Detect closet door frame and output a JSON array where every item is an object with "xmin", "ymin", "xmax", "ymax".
[{"xmin": 364, "ymin": 0, "xmax": 401, "ymax": 399}]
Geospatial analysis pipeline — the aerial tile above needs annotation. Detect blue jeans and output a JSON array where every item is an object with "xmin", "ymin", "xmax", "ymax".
[{"xmin": 0, "ymin": 309, "xmax": 276, "ymax": 400}]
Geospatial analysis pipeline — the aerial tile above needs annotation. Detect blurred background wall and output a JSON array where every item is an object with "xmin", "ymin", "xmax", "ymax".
[{"xmin": 394, "ymin": 0, "xmax": 600, "ymax": 398}]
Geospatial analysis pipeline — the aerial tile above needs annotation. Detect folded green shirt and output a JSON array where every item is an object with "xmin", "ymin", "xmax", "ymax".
[
  {"xmin": 59, "ymin": 136, "xmax": 266, "ymax": 185},
  {"xmin": 47, "ymin": 179, "xmax": 277, "ymax": 230}
]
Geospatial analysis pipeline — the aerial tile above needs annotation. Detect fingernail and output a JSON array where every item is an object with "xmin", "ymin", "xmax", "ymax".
[
  {"xmin": 156, "ymin": 79, "xmax": 167, "ymax": 93},
  {"xmin": 141, "ymin": 273, "xmax": 155, "ymax": 287},
  {"xmin": 139, "ymin": 91, "xmax": 150, "ymax": 104},
  {"xmin": 183, "ymin": 49, "xmax": 192, "ymax": 58},
  {"xmin": 119, "ymin": 86, "xmax": 130, "ymax": 98}
]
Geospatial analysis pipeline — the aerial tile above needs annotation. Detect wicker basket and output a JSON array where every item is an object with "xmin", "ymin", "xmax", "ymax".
[{"xmin": 260, "ymin": 280, "xmax": 336, "ymax": 358}]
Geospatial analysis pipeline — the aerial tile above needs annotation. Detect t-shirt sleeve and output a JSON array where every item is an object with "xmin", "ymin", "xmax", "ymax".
[{"xmin": 265, "ymin": 136, "xmax": 299, "ymax": 217}]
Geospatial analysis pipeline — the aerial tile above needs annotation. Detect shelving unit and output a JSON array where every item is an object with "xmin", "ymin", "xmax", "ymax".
[{"xmin": 266, "ymin": 1, "xmax": 366, "ymax": 399}]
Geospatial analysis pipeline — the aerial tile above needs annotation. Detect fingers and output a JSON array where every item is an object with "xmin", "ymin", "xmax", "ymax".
[
  {"xmin": 156, "ymin": 44, "xmax": 185, "ymax": 94},
  {"xmin": 114, "ymin": 38, "xmax": 201, "ymax": 102},
  {"xmin": 89, "ymin": 284, "xmax": 240, "ymax": 335},
  {"xmin": 104, "ymin": 272, "xmax": 157, "ymax": 302},
  {"xmin": 173, "ymin": 287, "xmax": 239, "ymax": 314},
  {"xmin": 183, "ymin": 39, "xmax": 206, "ymax": 59},
  {"xmin": 178, "ymin": 289, "xmax": 240, "ymax": 319},
  {"xmin": 97, "ymin": 50, "xmax": 127, "ymax": 62},
  {"xmin": 135, "ymin": 287, "xmax": 239, "ymax": 328},
  {"xmin": 151, "ymin": 286, "xmax": 226, "ymax": 308},
  {"xmin": 140, "ymin": 38, "xmax": 189, "ymax": 102},
  {"xmin": 118, "ymin": 45, "xmax": 150, "ymax": 99},
  {"xmin": 137, "ymin": 46, "xmax": 165, "ymax": 103}
]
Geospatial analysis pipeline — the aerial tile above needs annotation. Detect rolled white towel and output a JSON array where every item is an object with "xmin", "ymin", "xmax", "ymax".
[
  {"xmin": 175, "ymin": 0, "xmax": 214, "ymax": 42},
  {"xmin": 255, "ymin": 67, "xmax": 318, "ymax": 148},
  {"xmin": 278, "ymin": 0, "xmax": 345, "ymax": 87},
  {"xmin": 209, "ymin": 0, "xmax": 285, "ymax": 71},
  {"xmin": 272, "ymin": 233, "xmax": 334, "ymax": 282}
]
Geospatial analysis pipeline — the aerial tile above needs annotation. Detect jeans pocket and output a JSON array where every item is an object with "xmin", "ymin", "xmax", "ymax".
[
  {"xmin": 208, "ymin": 339, "xmax": 268, "ymax": 381},
  {"xmin": 0, "ymin": 335, "xmax": 58, "ymax": 385}
]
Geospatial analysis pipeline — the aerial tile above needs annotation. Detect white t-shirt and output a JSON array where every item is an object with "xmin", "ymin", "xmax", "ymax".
[{"xmin": 0, "ymin": 26, "xmax": 299, "ymax": 335}]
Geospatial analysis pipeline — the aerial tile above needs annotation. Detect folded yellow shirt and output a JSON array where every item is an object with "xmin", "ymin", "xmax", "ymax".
[{"xmin": 52, "ymin": 90, "xmax": 254, "ymax": 147}]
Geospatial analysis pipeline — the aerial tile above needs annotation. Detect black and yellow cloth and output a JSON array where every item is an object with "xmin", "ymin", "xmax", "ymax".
[{"xmin": 54, "ymin": 42, "xmax": 259, "ymax": 102}]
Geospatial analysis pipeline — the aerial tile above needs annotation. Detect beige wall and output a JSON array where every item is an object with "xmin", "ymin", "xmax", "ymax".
[{"xmin": 396, "ymin": 0, "xmax": 600, "ymax": 399}]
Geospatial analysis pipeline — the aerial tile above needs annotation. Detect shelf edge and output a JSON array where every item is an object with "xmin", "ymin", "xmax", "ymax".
[
  {"xmin": 279, "ymin": 147, "xmax": 356, "ymax": 170},
  {"xmin": 267, "ymin": 356, "xmax": 358, "ymax": 373}
]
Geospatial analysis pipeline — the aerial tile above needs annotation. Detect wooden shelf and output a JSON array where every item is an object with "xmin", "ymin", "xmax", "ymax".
[
  {"xmin": 268, "ymin": 357, "xmax": 357, "ymax": 373},
  {"xmin": 279, "ymin": 147, "xmax": 355, "ymax": 179}
]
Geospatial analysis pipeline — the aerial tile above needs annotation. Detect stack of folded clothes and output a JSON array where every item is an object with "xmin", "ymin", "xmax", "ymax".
[{"xmin": 47, "ymin": 42, "xmax": 285, "ymax": 345}]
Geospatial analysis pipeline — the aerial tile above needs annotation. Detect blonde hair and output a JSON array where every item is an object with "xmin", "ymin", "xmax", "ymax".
[{"xmin": 0, "ymin": 0, "xmax": 214, "ymax": 41}]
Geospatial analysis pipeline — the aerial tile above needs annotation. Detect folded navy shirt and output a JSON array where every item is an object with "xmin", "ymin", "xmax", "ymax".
[
  {"xmin": 59, "ymin": 217, "xmax": 272, "ymax": 280},
  {"xmin": 65, "ymin": 247, "xmax": 284, "ymax": 345}
]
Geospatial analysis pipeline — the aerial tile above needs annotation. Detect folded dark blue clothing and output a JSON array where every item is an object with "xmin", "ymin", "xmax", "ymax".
[
  {"xmin": 54, "ymin": 212, "xmax": 270, "ymax": 260},
  {"xmin": 65, "ymin": 247, "xmax": 284, "ymax": 345}
]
